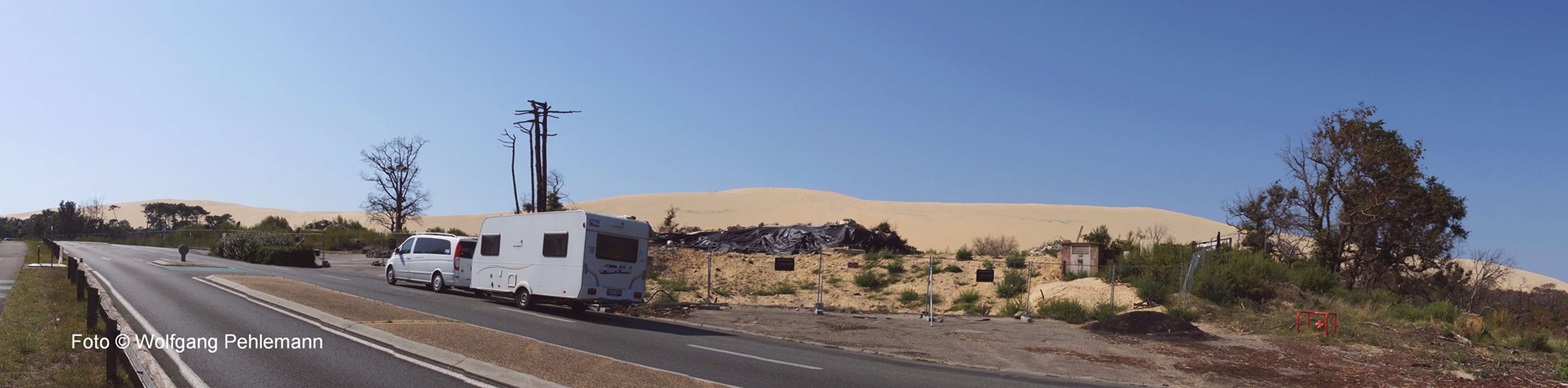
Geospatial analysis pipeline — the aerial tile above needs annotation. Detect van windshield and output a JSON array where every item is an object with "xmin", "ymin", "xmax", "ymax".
[{"xmin": 595, "ymin": 233, "xmax": 639, "ymax": 263}]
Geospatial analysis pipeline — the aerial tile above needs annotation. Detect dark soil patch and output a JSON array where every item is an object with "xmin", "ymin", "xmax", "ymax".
[{"xmin": 1084, "ymin": 311, "xmax": 1215, "ymax": 340}]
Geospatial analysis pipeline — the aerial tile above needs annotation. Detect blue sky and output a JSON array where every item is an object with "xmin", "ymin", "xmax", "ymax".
[{"xmin": 1, "ymin": 2, "xmax": 1564, "ymax": 279}]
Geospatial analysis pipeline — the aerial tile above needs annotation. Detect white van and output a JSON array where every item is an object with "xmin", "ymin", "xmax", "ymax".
[
  {"xmin": 471, "ymin": 211, "xmax": 650, "ymax": 311},
  {"xmin": 385, "ymin": 233, "xmax": 478, "ymax": 293}
]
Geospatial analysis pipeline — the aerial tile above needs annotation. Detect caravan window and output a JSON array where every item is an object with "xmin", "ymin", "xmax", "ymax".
[
  {"xmin": 595, "ymin": 234, "xmax": 638, "ymax": 263},
  {"xmin": 542, "ymin": 233, "xmax": 568, "ymax": 258},
  {"xmin": 480, "ymin": 234, "xmax": 500, "ymax": 256}
]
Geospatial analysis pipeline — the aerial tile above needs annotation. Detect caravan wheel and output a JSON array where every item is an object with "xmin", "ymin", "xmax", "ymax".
[{"xmin": 514, "ymin": 287, "xmax": 534, "ymax": 310}]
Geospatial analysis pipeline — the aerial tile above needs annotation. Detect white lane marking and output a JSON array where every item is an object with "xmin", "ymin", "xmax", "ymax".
[
  {"xmin": 101, "ymin": 257, "xmax": 113, "ymax": 261},
  {"xmin": 86, "ymin": 268, "xmax": 211, "ymax": 388},
  {"xmin": 319, "ymin": 274, "xmax": 350, "ymax": 281},
  {"xmin": 496, "ymin": 307, "xmax": 575, "ymax": 323},
  {"xmin": 687, "ymin": 344, "xmax": 823, "ymax": 370},
  {"xmin": 193, "ymin": 277, "xmax": 497, "ymax": 388}
]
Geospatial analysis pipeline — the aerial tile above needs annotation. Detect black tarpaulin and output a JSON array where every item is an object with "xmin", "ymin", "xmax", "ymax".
[{"xmin": 656, "ymin": 222, "xmax": 916, "ymax": 255}]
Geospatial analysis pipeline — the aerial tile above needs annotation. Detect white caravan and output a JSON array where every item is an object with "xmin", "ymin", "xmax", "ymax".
[{"xmin": 471, "ymin": 211, "xmax": 651, "ymax": 311}]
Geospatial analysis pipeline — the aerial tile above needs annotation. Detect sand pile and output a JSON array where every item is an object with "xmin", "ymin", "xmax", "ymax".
[
  {"xmin": 1031, "ymin": 277, "xmax": 1146, "ymax": 309},
  {"xmin": 1084, "ymin": 311, "xmax": 1213, "ymax": 340}
]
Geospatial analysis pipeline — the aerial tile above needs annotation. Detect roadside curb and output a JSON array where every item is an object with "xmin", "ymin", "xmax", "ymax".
[
  {"xmin": 205, "ymin": 276, "xmax": 563, "ymax": 388},
  {"xmin": 638, "ymin": 311, "xmax": 1147, "ymax": 388}
]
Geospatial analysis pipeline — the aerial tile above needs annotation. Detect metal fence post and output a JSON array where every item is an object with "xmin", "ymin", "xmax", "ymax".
[
  {"xmin": 705, "ymin": 250, "xmax": 713, "ymax": 305},
  {"xmin": 815, "ymin": 250, "xmax": 824, "ymax": 315}
]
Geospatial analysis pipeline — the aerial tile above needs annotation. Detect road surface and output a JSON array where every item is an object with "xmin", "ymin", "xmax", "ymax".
[{"xmin": 60, "ymin": 241, "xmax": 1114, "ymax": 387}]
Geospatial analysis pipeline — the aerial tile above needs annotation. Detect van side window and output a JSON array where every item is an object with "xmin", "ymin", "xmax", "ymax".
[
  {"xmin": 480, "ymin": 234, "xmax": 501, "ymax": 256},
  {"xmin": 415, "ymin": 238, "xmax": 451, "ymax": 255},
  {"xmin": 542, "ymin": 233, "xmax": 568, "ymax": 258}
]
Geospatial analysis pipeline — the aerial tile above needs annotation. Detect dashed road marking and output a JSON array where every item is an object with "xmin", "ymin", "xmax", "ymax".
[
  {"xmin": 687, "ymin": 344, "xmax": 823, "ymax": 370},
  {"xmin": 496, "ymin": 307, "xmax": 576, "ymax": 323},
  {"xmin": 319, "ymin": 274, "xmax": 350, "ymax": 281}
]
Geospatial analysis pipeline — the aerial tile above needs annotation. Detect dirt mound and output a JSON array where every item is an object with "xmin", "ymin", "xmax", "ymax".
[{"xmin": 1084, "ymin": 311, "xmax": 1214, "ymax": 340}]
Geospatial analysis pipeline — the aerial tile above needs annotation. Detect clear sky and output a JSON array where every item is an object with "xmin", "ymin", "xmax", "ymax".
[{"xmin": 1, "ymin": 2, "xmax": 1563, "ymax": 279}]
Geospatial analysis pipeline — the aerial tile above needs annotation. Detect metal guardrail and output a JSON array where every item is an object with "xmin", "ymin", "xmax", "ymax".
[{"xmin": 51, "ymin": 239, "xmax": 159, "ymax": 388}]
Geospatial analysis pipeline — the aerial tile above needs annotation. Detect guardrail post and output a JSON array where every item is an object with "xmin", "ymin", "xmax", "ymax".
[
  {"xmin": 67, "ymin": 257, "xmax": 76, "ymax": 283},
  {"xmin": 106, "ymin": 319, "xmax": 120, "ymax": 386},
  {"xmin": 87, "ymin": 288, "xmax": 99, "ymax": 331},
  {"xmin": 76, "ymin": 263, "xmax": 86, "ymax": 302}
]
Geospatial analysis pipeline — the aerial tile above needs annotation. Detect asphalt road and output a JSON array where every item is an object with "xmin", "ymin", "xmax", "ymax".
[
  {"xmin": 62, "ymin": 242, "xmax": 1114, "ymax": 387},
  {"xmin": 0, "ymin": 241, "xmax": 27, "ymax": 314},
  {"xmin": 56, "ymin": 242, "xmax": 486, "ymax": 388}
]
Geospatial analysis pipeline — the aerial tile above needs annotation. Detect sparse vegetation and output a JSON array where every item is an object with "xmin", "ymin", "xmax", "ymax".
[
  {"xmin": 1193, "ymin": 250, "xmax": 1286, "ymax": 305},
  {"xmin": 955, "ymin": 247, "xmax": 974, "ymax": 261},
  {"xmin": 1166, "ymin": 305, "xmax": 1200, "ymax": 322},
  {"xmin": 995, "ymin": 269, "xmax": 1027, "ymax": 299},
  {"xmin": 749, "ymin": 282, "xmax": 798, "ymax": 296},
  {"xmin": 1062, "ymin": 270, "xmax": 1090, "ymax": 282},
  {"xmin": 970, "ymin": 235, "xmax": 1019, "ymax": 257},
  {"xmin": 1004, "ymin": 251, "xmax": 1026, "ymax": 269},
  {"xmin": 1090, "ymin": 303, "xmax": 1126, "ymax": 322},
  {"xmin": 998, "ymin": 298, "xmax": 1028, "ymax": 316},
  {"xmin": 854, "ymin": 271, "xmax": 891, "ymax": 291},
  {"xmin": 1518, "ymin": 332, "xmax": 1553, "ymax": 353},
  {"xmin": 1036, "ymin": 299, "xmax": 1089, "ymax": 324},
  {"xmin": 941, "ymin": 264, "xmax": 962, "ymax": 273}
]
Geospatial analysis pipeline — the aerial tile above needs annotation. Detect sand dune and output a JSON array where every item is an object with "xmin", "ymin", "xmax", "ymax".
[{"xmin": 9, "ymin": 187, "xmax": 1562, "ymax": 291}]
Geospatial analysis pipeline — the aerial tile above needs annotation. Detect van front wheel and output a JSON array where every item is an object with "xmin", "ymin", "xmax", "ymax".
[
  {"xmin": 386, "ymin": 267, "xmax": 397, "ymax": 285},
  {"xmin": 514, "ymin": 287, "xmax": 534, "ymax": 310}
]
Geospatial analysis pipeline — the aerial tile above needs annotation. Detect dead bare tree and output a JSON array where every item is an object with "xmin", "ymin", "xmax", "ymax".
[
  {"xmin": 499, "ymin": 130, "xmax": 521, "ymax": 214},
  {"xmin": 361, "ymin": 136, "xmax": 431, "ymax": 233},
  {"xmin": 513, "ymin": 100, "xmax": 578, "ymax": 213},
  {"xmin": 1465, "ymin": 249, "xmax": 1516, "ymax": 309},
  {"xmin": 1140, "ymin": 224, "xmax": 1170, "ymax": 244}
]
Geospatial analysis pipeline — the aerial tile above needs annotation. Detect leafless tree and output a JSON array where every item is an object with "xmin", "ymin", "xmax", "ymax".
[
  {"xmin": 499, "ymin": 129, "xmax": 521, "ymax": 214},
  {"xmin": 1140, "ymin": 224, "xmax": 1170, "ymax": 244},
  {"xmin": 361, "ymin": 136, "xmax": 431, "ymax": 233},
  {"xmin": 1465, "ymin": 249, "xmax": 1516, "ymax": 309}
]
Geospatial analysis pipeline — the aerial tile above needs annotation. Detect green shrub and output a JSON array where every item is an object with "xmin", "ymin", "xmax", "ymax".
[
  {"xmin": 1329, "ymin": 288, "xmax": 1400, "ymax": 306},
  {"xmin": 854, "ymin": 271, "xmax": 890, "ymax": 291},
  {"xmin": 898, "ymin": 290, "xmax": 920, "ymax": 305},
  {"xmin": 1133, "ymin": 275, "xmax": 1173, "ymax": 305},
  {"xmin": 995, "ymin": 269, "xmax": 1028, "ymax": 299},
  {"xmin": 1519, "ymin": 332, "xmax": 1553, "ymax": 353},
  {"xmin": 1289, "ymin": 263, "xmax": 1341, "ymax": 294},
  {"xmin": 981, "ymin": 261, "xmax": 994, "ymax": 269},
  {"xmin": 883, "ymin": 256, "xmax": 906, "ymax": 276},
  {"xmin": 1554, "ymin": 358, "xmax": 1568, "ymax": 382},
  {"xmin": 954, "ymin": 289, "xmax": 981, "ymax": 305},
  {"xmin": 713, "ymin": 288, "xmax": 731, "ymax": 297},
  {"xmin": 1166, "ymin": 306, "xmax": 1200, "ymax": 322},
  {"xmin": 211, "ymin": 232, "xmax": 316, "ymax": 267},
  {"xmin": 999, "ymin": 298, "xmax": 1028, "ymax": 316},
  {"xmin": 1062, "ymin": 271, "xmax": 1090, "ymax": 282},
  {"xmin": 941, "ymin": 264, "xmax": 962, "ymax": 273},
  {"xmin": 863, "ymin": 249, "xmax": 894, "ymax": 267},
  {"xmin": 1090, "ymin": 303, "xmax": 1126, "ymax": 322},
  {"xmin": 656, "ymin": 277, "xmax": 698, "ymax": 292},
  {"xmin": 750, "ymin": 282, "xmax": 798, "ymax": 296},
  {"xmin": 1193, "ymin": 251, "xmax": 1287, "ymax": 305},
  {"xmin": 955, "ymin": 247, "xmax": 974, "ymax": 261},
  {"xmin": 1004, "ymin": 252, "xmax": 1027, "ymax": 269},
  {"xmin": 1036, "ymin": 299, "xmax": 1089, "ymax": 324},
  {"xmin": 1387, "ymin": 300, "xmax": 1460, "ymax": 323},
  {"xmin": 947, "ymin": 290, "xmax": 984, "ymax": 314}
]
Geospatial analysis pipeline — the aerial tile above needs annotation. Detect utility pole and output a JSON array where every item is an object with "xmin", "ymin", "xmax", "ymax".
[{"xmin": 512, "ymin": 100, "xmax": 578, "ymax": 212}]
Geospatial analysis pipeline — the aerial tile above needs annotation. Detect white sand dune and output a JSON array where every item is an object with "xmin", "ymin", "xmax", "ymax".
[{"xmin": 9, "ymin": 187, "xmax": 1561, "ymax": 291}]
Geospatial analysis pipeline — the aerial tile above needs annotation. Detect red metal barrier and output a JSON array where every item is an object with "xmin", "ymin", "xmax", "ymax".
[{"xmin": 1294, "ymin": 310, "xmax": 1338, "ymax": 336}]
